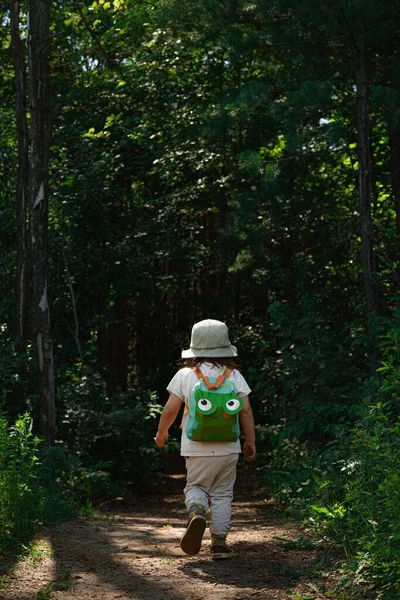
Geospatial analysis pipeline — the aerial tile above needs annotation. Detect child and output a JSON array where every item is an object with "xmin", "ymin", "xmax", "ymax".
[{"xmin": 155, "ymin": 319, "xmax": 256, "ymax": 560}]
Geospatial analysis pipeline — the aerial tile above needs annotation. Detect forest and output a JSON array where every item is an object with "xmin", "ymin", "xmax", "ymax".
[{"xmin": 1, "ymin": 0, "xmax": 400, "ymax": 598}]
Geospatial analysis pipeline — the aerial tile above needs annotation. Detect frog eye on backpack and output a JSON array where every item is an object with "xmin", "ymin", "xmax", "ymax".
[
  {"xmin": 223, "ymin": 397, "xmax": 243, "ymax": 415},
  {"xmin": 197, "ymin": 398, "xmax": 217, "ymax": 415}
]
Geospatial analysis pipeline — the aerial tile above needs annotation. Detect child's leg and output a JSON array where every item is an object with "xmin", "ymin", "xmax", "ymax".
[
  {"xmin": 180, "ymin": 457, "xmax": 211, "ymax": 556},
  {"xmin": 183, "ymin": 457, "xmax": 210, "ymax": 511},
  {"xmin": 181, "ymin": 455, "xmax": 239, "ymax": 557},
  {"xmin": 208, "ymin": 454, "xmax": 239, "ymax": 536}
]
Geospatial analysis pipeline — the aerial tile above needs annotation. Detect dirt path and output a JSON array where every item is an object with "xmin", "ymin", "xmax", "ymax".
[{"xmin": 0, "ymin": 458, "xmax": 371, "ymax": 600}]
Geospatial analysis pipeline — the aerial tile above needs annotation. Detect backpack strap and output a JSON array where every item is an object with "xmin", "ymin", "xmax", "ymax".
[{"xmin": 193, "ymin": 367, "xmax": 232, "ymax": 390}]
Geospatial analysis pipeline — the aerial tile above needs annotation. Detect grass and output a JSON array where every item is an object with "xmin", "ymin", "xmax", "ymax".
[
  {"xmin": 0, "ymin": 553, "xmax": 17, "ymax": 590},
  {"xmin": 36, "ymin": 584, "xmax": 53, "ymax": 600},
  {"xmin": 274, "ymin": 556, "xmax": 327, "ymax": 584},
  {"xmin": 36, "ymin": 577, "xmax": 72, "ymax": 599},
  {"xmin": 286, "ymin": 584, "xmax": 364, "ymax": 600},
  {"xmin": 1, "ymin": 538, "xmax": 71, "ymax": 600},
  {"xmin": 274, "ymin": 536, "xmax": 318, "ymax": 550},
  {"xmin": 22, "ymin": 540, "xmax": 54, "ymax": 566},
  {"xmin": 0, "ymin": 574, "xmax": 11, "ymax": 591},
  {"xmin": 0, "ymin": 538, "xmax": 55, "ymax": 591}
]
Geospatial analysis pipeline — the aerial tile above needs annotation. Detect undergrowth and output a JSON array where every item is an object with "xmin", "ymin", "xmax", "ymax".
[{"xmin": 259, "ymin": 317, "xmax": 400, "ymax": 599}]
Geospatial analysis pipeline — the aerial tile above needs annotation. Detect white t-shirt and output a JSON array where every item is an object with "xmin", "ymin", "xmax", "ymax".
[{"xmin": 167, "ymin": 362, "xmax": 252, "ymax": 457}]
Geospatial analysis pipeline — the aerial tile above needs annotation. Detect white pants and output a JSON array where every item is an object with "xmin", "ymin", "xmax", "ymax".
[{"xmin": 183, "ymin": 454, "xmax": 239, "ymax": 536}]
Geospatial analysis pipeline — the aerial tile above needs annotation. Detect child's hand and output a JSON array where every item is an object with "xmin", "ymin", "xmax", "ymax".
[
  {"xmin": 154, "ymin": 431, "xmax": 168, "ymax": 448},
  {"xmin": 243, "ymin": 441, "xmax": 256, "ymax": 462}
]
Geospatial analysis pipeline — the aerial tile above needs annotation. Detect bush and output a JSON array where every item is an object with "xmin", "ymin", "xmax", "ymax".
[
  {"xmin": 0, "ymin": 412, "xmax": 43, "ymax": 550},
  {"xmin": 249, "ymin": 298, "xmax": 369, "ymax": 448},
  {"xmin": 55, "ymin": 364, "xmax": 163, "ymax": 501},
  {"xmin": 0, "ymin": 338, "xmax": 39, "ymax": 421},
  {"xmin": 308, "ymin": 321, "xmax": 400, "ymax": 598},
  {"xmin": 258, "ymin": 313, "xmax": 400, "ymax": 598}
]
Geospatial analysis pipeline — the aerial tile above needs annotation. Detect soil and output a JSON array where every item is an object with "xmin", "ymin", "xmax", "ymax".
[{"xmin": 0, "ymin": 456, "xmax": 373, "ymax": 600}]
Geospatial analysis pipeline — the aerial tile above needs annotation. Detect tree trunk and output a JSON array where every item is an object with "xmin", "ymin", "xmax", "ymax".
[
  {"xmin": 355, "ymin": 42, "xmax": 378, "ymax": 328},
  {"xmin": 10, "ymin": 0, "xmax": 30, "ymax": 341},
  {"xmin": 28, "ymin": 0, "xmax": 55, "ymax": 443}
]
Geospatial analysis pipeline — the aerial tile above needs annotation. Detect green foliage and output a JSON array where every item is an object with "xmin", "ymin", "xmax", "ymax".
[
  {"xmin": 22, "ymin": 540, "xmax": 54, "ymax": 567},
  {"xmin": 0, "ymin": 338, "xmax": 40, "ymax": 421},
  {"xmin": 307, "ymin": 319, "xmax": 400, "ymax": 597},
  {"xmin": 55, "ymin": 364, "xmax": 163, "ymax": 501},
  {"xmin": 258, "ymin": 436, "xmax": 317, "ymax": 506},
  {"xmin": 0, "ymin": 412, "xmax": 43, "ymax": 550},
  {"xmin": 258, "ymin": 302, "xmax": 367, "ymax": 444},
  {"xmin": 260, "ymin": 311, "xmax": 400, "ymax": 596},
  {"xmin": 274, "ymin": 536, "xmax": 317, "ymax": 550},
  {"xmin": 0, "ymin": 411, "xmax": 75, "ymax": 552}
]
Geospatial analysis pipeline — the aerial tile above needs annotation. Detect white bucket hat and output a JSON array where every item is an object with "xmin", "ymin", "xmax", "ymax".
[{"xmin": 181, "ymin": 319, "xmax": 238, "ymax": 358}]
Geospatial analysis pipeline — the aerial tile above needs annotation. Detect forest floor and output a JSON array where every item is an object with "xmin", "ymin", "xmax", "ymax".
[{"xmin": 0, "ymin": 456, "xmax": 374, "ymax": 600}]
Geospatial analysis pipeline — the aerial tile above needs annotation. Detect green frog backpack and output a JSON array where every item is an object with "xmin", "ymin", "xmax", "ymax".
[{"xmin": 185, "ymin": 368, "xmax": 244, "ymax": 442}]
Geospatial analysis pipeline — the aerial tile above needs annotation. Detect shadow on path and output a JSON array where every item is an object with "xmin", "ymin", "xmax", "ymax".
[{"xmin": 0, "ymin": 455, "xmax": 368, "ymax": 600}]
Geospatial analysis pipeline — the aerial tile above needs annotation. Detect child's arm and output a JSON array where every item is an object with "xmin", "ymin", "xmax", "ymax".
[
  {"xmin": 239, "ymin": 396, "xmax": 256, "ymax": 461},
  {"xmin": 154, "ymin": 393, "xmax": 183, "ymax": 448}
]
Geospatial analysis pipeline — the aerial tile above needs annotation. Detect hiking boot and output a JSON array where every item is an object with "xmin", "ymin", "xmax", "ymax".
[
  {"xmin": 210, "ymin": 535, "xmax": 237, "ymax": 560},
  {"xmin": 180, "ymin": 504, "xmax": 207, "ymax": 556}
]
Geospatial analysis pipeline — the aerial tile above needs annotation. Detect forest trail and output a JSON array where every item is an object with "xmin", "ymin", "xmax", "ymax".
[{"xmin": 0, "ymin": 458, "xmax": 365, "ymax": 600}]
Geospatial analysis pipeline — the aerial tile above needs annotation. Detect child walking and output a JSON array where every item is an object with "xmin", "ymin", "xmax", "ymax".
[{"xmin": 155, "ymin": 319, "xmax": 256, "ymax": 560}]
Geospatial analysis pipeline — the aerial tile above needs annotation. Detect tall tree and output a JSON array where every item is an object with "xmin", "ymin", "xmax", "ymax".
[
  {"xmin": 29, "ymin": 0, "xmax": 55, "ymax": 442},
  {"xmin": 10, "ymin": 0, "xmax": 29, "ymax": 341},
  {"xmin": 355, "ymin": 39, "xmax": 378, "ymax": 328}
]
